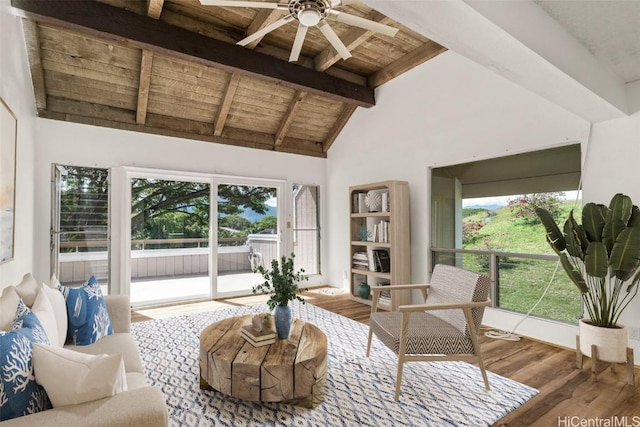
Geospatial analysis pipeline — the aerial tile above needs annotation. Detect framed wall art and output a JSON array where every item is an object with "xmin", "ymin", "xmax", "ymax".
[{"xmin": 0, "ymin": 97, "xmax": 17, "ymax": 264}]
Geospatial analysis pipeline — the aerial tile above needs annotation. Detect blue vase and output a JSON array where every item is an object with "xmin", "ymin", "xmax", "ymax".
[{"xmin": 274, "ymin": 304, "xmax": 292, "ymax": 339}]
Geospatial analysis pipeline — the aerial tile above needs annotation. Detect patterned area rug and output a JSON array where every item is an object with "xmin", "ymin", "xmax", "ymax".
[{"xmin": 131, "ymin": 302, "xmax": 538, "ymax": 426}]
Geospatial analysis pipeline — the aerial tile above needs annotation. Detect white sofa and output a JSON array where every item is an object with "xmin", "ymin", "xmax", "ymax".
[{"xmin": 0, "ymin": 279, "xmax": 168, "ymax": 427}]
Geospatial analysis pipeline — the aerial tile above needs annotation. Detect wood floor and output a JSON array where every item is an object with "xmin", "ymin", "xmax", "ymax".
[{"xmin": 131, "ymin": 288, "xmax": 640, "ymax": 426}]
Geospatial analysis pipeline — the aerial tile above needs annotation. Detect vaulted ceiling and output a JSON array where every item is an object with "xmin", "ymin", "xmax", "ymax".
[{"xmin": 11, "ymin": 0, "xmax": 446, "ymax": 157}]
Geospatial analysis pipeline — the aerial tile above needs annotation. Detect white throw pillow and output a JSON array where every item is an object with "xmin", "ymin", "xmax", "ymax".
[
  {"xmin": 0, "ymin": 286, "xmax": 20, "ymax": 330},
  {"xmin": 32, "ymin": 344, "xmax": 128, "ymax": 407},
  {"xmin": 42, "ymin": 275, "xmax": 68, "ymax": 346},
  {"xmin": 15, "ymin": 273, "xmax": 40, "ymax": 307},
  {"xmin": 31, "ymin": 289, "xmax": 59, "ymax": 348}
]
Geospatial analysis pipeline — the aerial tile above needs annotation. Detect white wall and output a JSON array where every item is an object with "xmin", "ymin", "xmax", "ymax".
[
  {"xmin": 0, "ymin": 2, "xmax": 37, "ymax": 287},
  {"xmin": 327, "ymin": 50, "xmax": 601, "ymax": 356},
  {"xmin": 582, "ymin": 111, "xmax": 640, "ymax": 343},
  {"xmin": 33, "ymin": 119, "xmax": 328, "ymax": 289}
]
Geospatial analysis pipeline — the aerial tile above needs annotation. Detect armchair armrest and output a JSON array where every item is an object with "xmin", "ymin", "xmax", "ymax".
[
  {"xmin": 104, "ymin": 294, "xmax": 132, "ymax": 333},
  {"xmin": 399, "ymin": 299, "xmax": 491, "ymax": 312}
]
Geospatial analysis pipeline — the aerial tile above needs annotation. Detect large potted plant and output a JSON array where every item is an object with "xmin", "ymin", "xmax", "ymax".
[
  {"xmin": 536, "ymin": 193, "xmax": 640, "ymax": 363},
  {"xmin": 253, "ymin": 253, "xmax": 308, "ymax": 339}
]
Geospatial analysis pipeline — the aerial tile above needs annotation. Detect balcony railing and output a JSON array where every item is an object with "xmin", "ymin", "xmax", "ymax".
[
  {"xmin": 430, "ymin": 247, "xmax": 582, "ymax": 324},
  {"xmin": 58, "ymin": 236, "xmax": 277, "ymax": 284}
]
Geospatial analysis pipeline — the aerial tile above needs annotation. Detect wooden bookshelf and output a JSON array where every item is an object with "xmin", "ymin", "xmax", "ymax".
[{"xmin": 349, "ymin": 181, "xmax": 410, "ymax": 310}]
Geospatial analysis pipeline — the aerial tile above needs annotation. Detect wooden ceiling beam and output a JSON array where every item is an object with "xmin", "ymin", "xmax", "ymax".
[
  {"xmin": 244, "ymin": 9, "xmax": 287, "ymax": 50},
  {"xmin": 11, "ymin": 0, "xmax": 375, "ymax": 107},
  {"xmin": 136, "ymin": 1, "xmax": 163, "ymax": 124},
  {"xmin": 275, "ymin": 91, "xmax": 308, "ymax": 146},
  {"xmin": 315, "ymin": 12, "xmax": 393, "ymax": 72},
  {"xmin": 368, "ymin": 41, "xmax": 447, "ymax": 88},
  {"xmin": 322, "ymin": 104, "xmax": 357, "ymax": 152},
  {"xmin": 41, "ymin": 96, "xmax": 326, "ymax": 158},
  {"xmin": 146, "ymin": 0, "xmax": 164, "ymax": 20},
  {"xmin": 21, "ymin": 19, "xmax": 47, "ymax": 110},
  {"xmin": 136, "ymin": 50, "xmax": 154, "ymax": 124},
  {"xmin": 213, "ymin": 73, "xmax": 241, "ymax": 136}
]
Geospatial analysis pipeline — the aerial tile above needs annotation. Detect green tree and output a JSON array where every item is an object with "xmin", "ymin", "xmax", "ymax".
[
  {"xmin": 250, "ymin": 215, "xmax": 277, "ymax": 234},
  {"xmin": 59, "ymin": 172, "xmax": 276, "ymax": 248},
  {"xmin": 508, "ymin": 192, "xmax": 564, "ymax": 225},
  {"xmin": 59, "ymin": 167, "xmax": 109, "ymax": 251},
  {"xmin": 219, "ymin": 214, "xmax": 251, "ymax": 232}
]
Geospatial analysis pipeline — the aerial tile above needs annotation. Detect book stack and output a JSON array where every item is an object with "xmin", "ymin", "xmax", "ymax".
[
  {"xmin": 241, "ymin": 325, "xmax": 276, "ymax": 347},
  {"xmin": 377, "ymin": 281, "xmax": 391, "ymax": 306},
  {"xmin": 372, "ymin": 249, "xmax": 391, "ymax": 273},
  {"xmin": 352, "ymin": 251, "xmax": 369, "ymax": 270}
]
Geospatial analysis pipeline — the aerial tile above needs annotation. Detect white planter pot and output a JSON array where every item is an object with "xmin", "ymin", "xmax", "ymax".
[{"xmin": 579, "ymin": 319, "xmax": 628, "ymax": 363}]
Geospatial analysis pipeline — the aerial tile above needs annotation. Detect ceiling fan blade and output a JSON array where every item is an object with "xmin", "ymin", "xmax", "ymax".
[
  {"xmin": 328, "ymin": 11, "xmax": 399, "ymax": 37},
  {"xmin": 199, "ymin": 0, "xmax": 287, "ymax": 9},
  {"xmin": 289, "ymin": 23, "xmax": 308, "ymax": 62},
  {"xmin": 317, "ymin": 21, "xmax": 352, "ymax": 61},
  {"xmin": 237, "ymin": 14, "xmax": 295, "ymax": 46},
  {"xmin": 330, "ymin": 0, "xmax": 360, "ymax": 6}
]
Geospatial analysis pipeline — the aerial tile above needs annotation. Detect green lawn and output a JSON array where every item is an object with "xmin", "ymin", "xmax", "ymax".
[{"xmin": 461, "ymin": 200, "xmax": 583, "ymax": 323}]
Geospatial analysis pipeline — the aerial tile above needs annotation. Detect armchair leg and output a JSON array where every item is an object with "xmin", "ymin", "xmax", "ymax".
[
  {"xmin": 395, "ymin": 356, "xmax": 405, "ymax": 402},
  {"xmin": 477, "ymin": 356, "xmax": 490, "ymax": 391},
  {"xmin": 366, "ymin": 327, "xmax": 373, "ymax": 357},
  {"xmin": 464, "ymin": 308, "xmax": 490, "ymax": 391}
]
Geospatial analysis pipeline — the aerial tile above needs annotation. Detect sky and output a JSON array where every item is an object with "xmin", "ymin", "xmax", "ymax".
[{"xmin": 462, "ymin": 190, "xmax": 582, "ymax": 208}]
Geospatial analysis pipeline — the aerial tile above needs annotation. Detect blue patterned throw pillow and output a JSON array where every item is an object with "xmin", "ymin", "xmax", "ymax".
[
  {"xmin": 0, "ymin": 300, "xmax": 52, "ymax": 421},
  {"xmin": 59, "ymin": 276, "xmax": 113, "ymax": 345}
]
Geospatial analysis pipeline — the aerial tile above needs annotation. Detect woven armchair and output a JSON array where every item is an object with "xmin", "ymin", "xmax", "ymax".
[{"xmin": 366, "ymin": 264, "xmax": 492, "ymax": 401}]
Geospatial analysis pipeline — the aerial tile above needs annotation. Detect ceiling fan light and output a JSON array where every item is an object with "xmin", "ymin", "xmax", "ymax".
[{"xmin": 298, "ymin": 9, "xmax": 321, "ymax": 27}]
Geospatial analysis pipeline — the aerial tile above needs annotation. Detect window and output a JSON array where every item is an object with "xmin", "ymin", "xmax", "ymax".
[
  {"xmin": 52, "ymin": 166, "xmax": 110, "ymax": 292},
  {"xmin": 430, "ymin": 144, "xmax": 582, "ymax": 323}
]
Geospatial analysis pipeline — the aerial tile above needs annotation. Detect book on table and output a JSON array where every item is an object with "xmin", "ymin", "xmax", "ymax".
[{"xmin": 241, "ymin": 325, "xmax": 276, "ymax": 347}]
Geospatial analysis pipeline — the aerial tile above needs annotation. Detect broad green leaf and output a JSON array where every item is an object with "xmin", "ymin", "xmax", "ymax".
[
  {"xmin": 628, "ymin": 205, "xmax": 640, "ymax": 227},
  {"xmin": 582, "ymin": 203, "xmax": 606, "ymax": 242},
  {"xmin": 535, "ymin": 207, "xmax": 566, "ymax": 253},
  {"xmin": 564, "ymin": 214, "xmax": 584, "ymax": 259},
  {"xmin": 603, "ymin": 219, "xmax": 626, "ymax": 254},
  {"xmin": 585, "ymin": 241, "xmax": 608, "ymax": 278},
  {"xmin": 559, "ymin": 253, "xmax": 588, "ymax": 293},
  {"xmin": 609, "ymin": 193, "xmax": 632, "ymax": 224},
  {"xmin": 610, "ymin": 227, "xmax": 640, "ymax": 281}
]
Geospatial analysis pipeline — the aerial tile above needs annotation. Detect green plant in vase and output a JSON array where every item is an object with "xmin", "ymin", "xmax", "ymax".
[
  {"xmin": 536, "ymin": 193, "xmax": 640, "ymax": 364},
  {"xmin": 252, "ymin": 253, "xmax": 308, "ymax": 339}
]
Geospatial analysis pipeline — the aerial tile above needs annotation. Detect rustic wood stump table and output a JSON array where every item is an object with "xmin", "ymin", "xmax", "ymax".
[{"xmin": 199, "ymin": 315, "xmax": 327, "ymax": 407}]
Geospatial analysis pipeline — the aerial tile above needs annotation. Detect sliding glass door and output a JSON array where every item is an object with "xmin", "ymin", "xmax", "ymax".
[
  {"xmin": 129, "ymin": 175, "xmax": 211, "ymax": 305},
  {"xmin": 214, "ymin": 179, "xmax": 281, "ymax": 298}
]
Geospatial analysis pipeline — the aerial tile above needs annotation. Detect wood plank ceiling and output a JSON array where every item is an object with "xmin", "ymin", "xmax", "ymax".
[{"xmin": 12, "ymin": 0, "xmax": 446, "ymax": 157}]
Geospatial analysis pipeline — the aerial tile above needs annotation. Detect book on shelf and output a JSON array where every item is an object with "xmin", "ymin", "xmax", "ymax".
[
  {"xmin": 377, "ymin": 296, "xmax": 391, "ymax": 306},
  {"xmin": 377, "ymin": 281, "xmax": 391, "ymax": 305},
  {"xmin": 352, "ymin": 251, "xmax": 369, "ymax": 270},
  {"xmin": 381, "ymin": 191, "xmax": 389, "ymax": 213},
  {"xmin": 357, "ymin": 193, "xmax": 367, "ymax": 213},
  {"xmin": 241, "ymin": 325, "xmax": 276, "ymax": 347},
  {"xmin": 372, "ymin": 249, "xmax": 390, "ymax": 273},
  {"xmin": 367, "ymin": 248, "xmax": 376, "ymax": 272}
]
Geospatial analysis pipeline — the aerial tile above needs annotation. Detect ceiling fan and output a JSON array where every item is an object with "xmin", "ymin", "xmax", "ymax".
[{"xmin": 199, "ymin": 0, "xmax": 399, "ymax": 62}]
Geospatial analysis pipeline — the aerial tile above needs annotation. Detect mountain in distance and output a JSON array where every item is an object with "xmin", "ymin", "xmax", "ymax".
[
  {"xmin": 464, "ymin": 204, "xmax": 504, "ymax": 212},
  {"xmin": 240, "ymin": 205, "xmax": 277, "ymax": 223}
]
